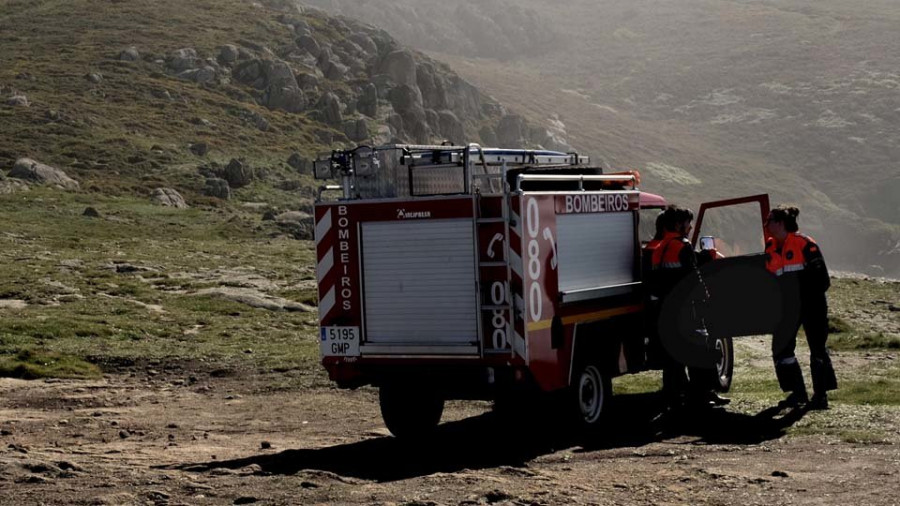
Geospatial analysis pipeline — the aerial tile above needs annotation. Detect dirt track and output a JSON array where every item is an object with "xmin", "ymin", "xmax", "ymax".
[{"xmin": 2, "ymin": 368, "xmax": 899, "ymax": 506}]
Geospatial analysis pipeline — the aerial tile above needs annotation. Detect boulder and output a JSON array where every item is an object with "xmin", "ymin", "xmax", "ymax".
[
  {"xmin": 323, "ymin": 60, "xmax": 347, "ymax": 81},
  {"xmin": 296, "ymin": 72, "xmax": 319, "ymax": 91},
  {"xmin": 275, "ymin": 211, "xmax": 315, "ymax": 240},
  {"xmin": 479, "ymin": 125, "xmax": 498, "ymax": 147},
  {"xmin": 386, "ymin": 113, "xmax": 404, "ymax": 134},
  {"xmin": 292, "ymin": 19, "xmax": 311, "ymax": 36},
  {"xmin": 85, "ymin": 73, "xmax": 103, "ymax": 84},
  {"xmin": 151, "ymin": 188, "xmax": 188, "ymax": 208},
  {"xmin": 189, "ymin": 142, "xmax": 208, "ymax": 156},
  {"xmin": 317, "ymin": 92, "xmax": 343, "ymax": 125},
  {"xmin": 217, "ymin": 44, "xmax": 239, "ymax": 64},
  {"xmin": 0, "ymin": 179, "xmax": 29, "ymax": 194},
  {"xmin": 232, "ymin": 59, "xmax": 265, "ymax": 88},
  {"xmin": 9, "ymin": 158, "xmax": 79, "ymax": 190},
  {"xmin": 370, "ymin": 74, "xmax": 395, "ymax": 100},
  {"xmin": 275, "ymin": 210, "xmax": 311, "ymax": 223},
  {"xmin": 416, "ymin": 62, "xmax": 448, "ymax": 110},
  {"xmin": 118, "ymin": 47, "xmax": 140, "ymax": 61},
  {"xmin": 237, "ymin": 47, "xmax": 255, "ymax": 60},
  {"xmin": 167, "ymin": 48, "xmax": 200, "ymax": 73},
  {"xmin": 316, "ymin": 45, "xmax": 334, "ymax": 68},
  {"xmin": 343, "ymin": 118, "xmax": 370, "ymax": 142},
  {"xmin": 437, "ymin": 110, "xmax": 465, "ymax": 144},
  {"xmin": 6, "ymin": 95, "xmax": 29, "ymax": 107},
  {"xmin": 177, "ymin": 67, "xmax": 216, "ymax": 84},
  {"xmin": 357, "ymin": 83, "xmax": 378, "ymax": 118},
  {"xmin": 287, "ymin": 153, "xmax": 308, "ymax": 173},
  {"xmin": 425, "ymin": 109, "xmax": 440, "ymax": 132},
  {"xmin": 82, "ymin": 207, "xmax": 101, "ymax": 218},
  {"xmin": 336, "ymin": 39, "xmax": 364, "ymax": 58},
  {"xmin": 496, "ymin": 114, "xmax": 528, "ymax": 147},
  {"xmin": 151, "ymin": 88, "xmax": 172, "ymax": 100},
  {"xmin": 388, "ymin": 85, "xmax": 425, "ymax": 118},
  {"xmin": 295, "ymin": 35, "xmax": 321, "ymax": 57},
  {"xmin": 349, "ymin": 33, "xmax": 378, "ymax": 56},
  {"xmin": 379, "ymin": 49, "xmax": 417, "ymax": 87},
  {"xmin": 265, "ymin": 85, "xmax": 305, "ymax": 113},
  {"xmin": 263, "ymin": 59, "xmax": 297, "ymax": 87},
  {"xmin": 234, "ymin": 58, "xmax": 300, "ymax": 96},
  {"xmin": 203, "ymin": 178, "xmax": 231, "ymax": 199},
  {"xmin": 223, "ymin": 159, "xmax": 253, "ymax": 188}
]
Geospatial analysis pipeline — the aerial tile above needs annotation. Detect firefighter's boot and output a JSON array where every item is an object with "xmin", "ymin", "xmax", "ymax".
[{"xmin": 808, "ymin": 392, "xmax": 829, "ymax": 410}]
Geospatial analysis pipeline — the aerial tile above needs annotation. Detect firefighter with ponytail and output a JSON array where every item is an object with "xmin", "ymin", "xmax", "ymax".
[{"xmin": 765, "ymin": 205, "xmax": 837, "ymax": 410}]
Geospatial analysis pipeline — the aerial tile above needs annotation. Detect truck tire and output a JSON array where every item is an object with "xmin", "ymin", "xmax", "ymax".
[
  {"xmin": 713, "ymin": 336, "xmax": 734, "ymax": 392},
  {"xmin": 571, "ymin": 362, "xmax": 611, "ymax": 429},
  {"xmin": 686, "ymin": 336, "xmax": 734, "ymax": 393},
  {"xmin": 378, "ymin": 383, "xmax": 444, "ymax": 439}
]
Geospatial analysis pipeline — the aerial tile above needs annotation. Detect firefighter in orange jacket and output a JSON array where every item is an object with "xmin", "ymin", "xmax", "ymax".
[
  {"xmin": 651, "ymin": 205, "xmax": 729, "ymax": 407},
  {"xmin": 765, "ymin": 205, "xmax": 837, "ymax": 409}
]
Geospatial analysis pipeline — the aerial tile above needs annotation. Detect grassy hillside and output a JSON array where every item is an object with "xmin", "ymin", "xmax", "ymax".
[{"xmin": 0, "ymin": 0, "xmax": 333, "ymax": 200}]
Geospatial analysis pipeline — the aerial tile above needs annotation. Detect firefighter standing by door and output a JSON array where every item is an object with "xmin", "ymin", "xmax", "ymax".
[
  {"xmin": 650, "ymin": 205, "xmax": 729, "ymax": 408},
  {"xmin": 765, "ymin": 205, "xmax": 837, "ymax": 410}
]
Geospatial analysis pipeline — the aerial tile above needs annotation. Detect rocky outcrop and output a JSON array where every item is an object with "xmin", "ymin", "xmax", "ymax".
[
  {"xmin": 379, "ymin": 49, "xmax": 417, "ymax": 87},
  {"xmin": 9, "ymin": 158, "xmax": 79, "ymax": 190},
  {"xmin": 287, "ymin": 153, "xmax": 309, "ymax": 173},
  {"xmin": 151, "ymin": 188, "xmax": 188, "ymax": 208},
  {"xmin": 203, "ymin": 178, "xmax": 231, "ymax": 199},
  {"xmin": 343, "ymin": 118, "xmax": 370, "ymax": 142},
  {"xmin": 164, "ymin": 7, "xmax": 570, "ymax": 151},
  {"xmin": 233, "ymin": 57, "xmax": 307, "ymax": 113},
  {"xmin": 119, "ymin": 47, "xmax": 140, "ymax": 61},
  {"xmin": 357, "ymin": 83, "xmax": 378, "ymax": 118},
  {"xmin": 6, "ymin": 95, "xmax": 29, "ymax": 107},
  {"xmin": 317, "ymin": 92, "xmax": 343, "ymax": 125},
  {"xmin": 223, "ymin": 159, "xmax": 254, "ymax": 188},
  {"xmin": 496, "ymin": 114, "xmax": 528, "ymax": 147},
  {"xmin": 217, "ymin": 44, "xmax": 239, "ymax": 64}
]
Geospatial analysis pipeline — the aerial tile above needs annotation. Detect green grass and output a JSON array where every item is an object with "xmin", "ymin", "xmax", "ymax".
[
  {"xmin": 0, "ymin": 349, "xmax": 101, "ymax": 379},
  {"xmin": 830, "ymin": 332, "xmax": 900, "ymax": 351},
  {"xmin": 0, "ymin": 188, "xmax": 322, "ymax": 378}
]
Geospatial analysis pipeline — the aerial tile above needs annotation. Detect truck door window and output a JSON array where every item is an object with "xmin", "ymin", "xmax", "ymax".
[{"xmin": 694, "ymin": 202, "xmax": 766, "ymax": 256}]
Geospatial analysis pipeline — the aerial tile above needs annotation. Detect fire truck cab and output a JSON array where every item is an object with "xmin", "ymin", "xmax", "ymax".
[{"xmin": 313, "ymin": 143, "xmax": 747, "ymax": 437}]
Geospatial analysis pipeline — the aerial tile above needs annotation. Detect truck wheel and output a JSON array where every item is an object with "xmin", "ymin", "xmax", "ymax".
[
  {"xmin": 378, "ymin": 383, "xmax": 444, "ymax": 438},
  {"xmin": 713, "ymin": 336, "xmax": 734, "ymax": 392},
  {"xmin": 571, "ymin": 363, "xmax": 611, "ymax": 429}
]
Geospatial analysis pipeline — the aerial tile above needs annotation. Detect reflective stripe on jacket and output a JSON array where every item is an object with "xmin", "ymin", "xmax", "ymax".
[
  {"xmin": 765, "ymin": 232, "xmax": 816, "ymax": 276},
  {"xmin": 651, "ymin": 232, "xmax": 689, "ymax": 270}
]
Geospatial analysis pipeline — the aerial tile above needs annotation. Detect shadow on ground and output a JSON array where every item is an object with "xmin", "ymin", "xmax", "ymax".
[{"xmin": 169, "ymin": 392, "xmax": 806, "ymax": 482}]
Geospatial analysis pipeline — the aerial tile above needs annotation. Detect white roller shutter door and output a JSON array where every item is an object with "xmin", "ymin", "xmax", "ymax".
[
  {"xmin": 362, "ymin": 219, "xmax": 477, "ymax": 344},
  {"xmin": 557, "ymin": 212, "xmax": 635, "ymax": 292}
]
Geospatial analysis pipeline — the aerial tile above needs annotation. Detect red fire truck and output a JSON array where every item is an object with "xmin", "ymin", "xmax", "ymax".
[{"xmin": 313, "ymin": 144, "xmax": 770, "ymax": 437}]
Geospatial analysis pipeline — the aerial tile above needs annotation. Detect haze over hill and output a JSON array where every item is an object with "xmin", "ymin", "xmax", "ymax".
[{"xmin": 312, "ymin": 0, "xmax": 900, "ymax": 276}]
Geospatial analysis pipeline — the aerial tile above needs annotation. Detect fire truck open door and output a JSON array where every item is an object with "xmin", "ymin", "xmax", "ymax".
[{"xmin": 690, "ymin": 194, "xmax": 782, "ymax": 338}]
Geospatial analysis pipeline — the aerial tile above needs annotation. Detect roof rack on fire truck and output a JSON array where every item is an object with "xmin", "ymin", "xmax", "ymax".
[{"xmin": 313, "ymin": 143, "xmax": 597, "ymax": 201}]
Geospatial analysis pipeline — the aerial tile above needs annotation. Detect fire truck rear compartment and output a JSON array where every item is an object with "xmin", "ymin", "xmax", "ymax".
[{"xmin": 360, "ymin": 218, "xmax": 478, "ymax": 354}]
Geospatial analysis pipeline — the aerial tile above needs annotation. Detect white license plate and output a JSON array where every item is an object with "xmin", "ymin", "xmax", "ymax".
[{"xmin": 320, "ymin": 326, "xmax": 360, "ymax": 357}]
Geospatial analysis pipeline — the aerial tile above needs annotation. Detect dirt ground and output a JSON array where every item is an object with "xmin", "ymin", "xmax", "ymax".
[{"xmin": 2, "ymin": 361, "xmax": 899, "ymax": 506}]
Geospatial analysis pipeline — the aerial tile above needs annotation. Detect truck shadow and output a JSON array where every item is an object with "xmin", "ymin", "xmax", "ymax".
[{"xmin": 170, "ymin": 392, "xmax": 807, "ymax": 482}]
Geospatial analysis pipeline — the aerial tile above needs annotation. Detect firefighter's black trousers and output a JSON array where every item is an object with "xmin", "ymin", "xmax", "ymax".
[{"xmin": 772, "ymin": 290, "xmax": 838, "ymax": 395}]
